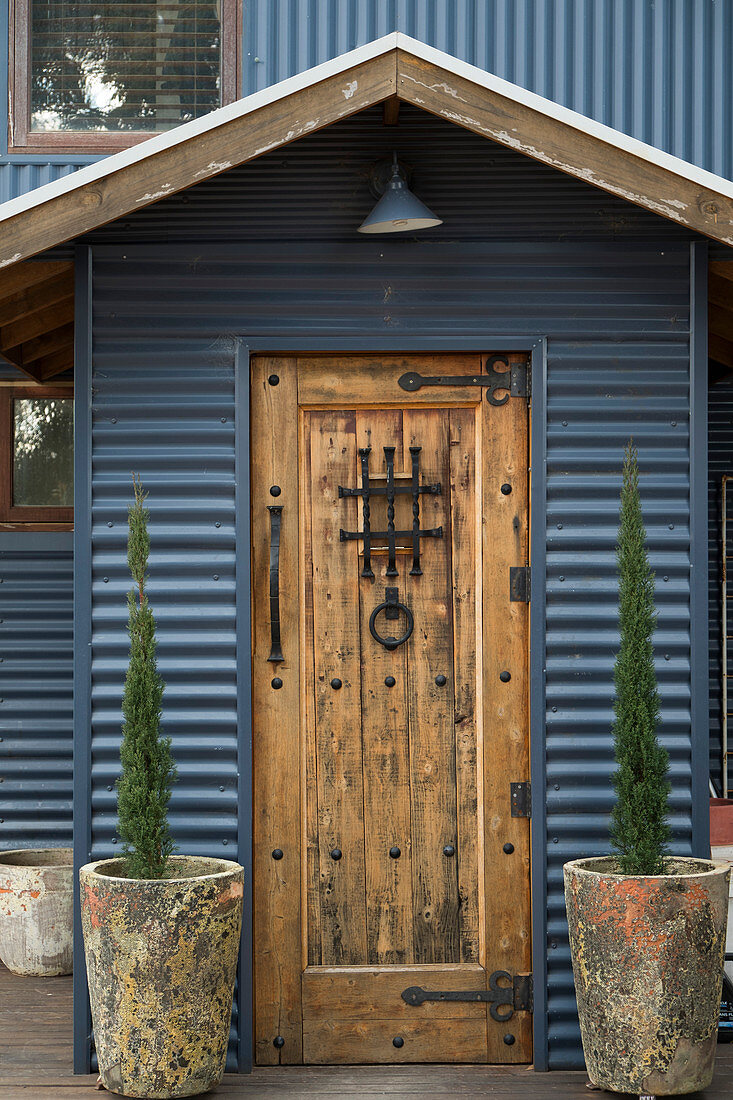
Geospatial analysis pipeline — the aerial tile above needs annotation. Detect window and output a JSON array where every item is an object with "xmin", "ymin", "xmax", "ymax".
[
  {"xmin": 10, "ymin": 1, "xmax": 239, "ymax": 152},
  {"xmin": 0, "ymin": 387, "xmax": 73, "ymax": 524}
]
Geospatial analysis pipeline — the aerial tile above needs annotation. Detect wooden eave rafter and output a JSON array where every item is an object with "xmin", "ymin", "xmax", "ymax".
[
  {"xmin": 0, "ymin": 34, "xmax": 733, "ymax": 270},
  {"xmin": 0, "ymin": 261, "xmax": 74, "ymax": 383}
]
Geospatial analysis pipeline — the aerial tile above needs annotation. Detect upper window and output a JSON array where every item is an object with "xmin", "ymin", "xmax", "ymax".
[
  {"xmin": 10, "ymin": 1, "xmax": 239, "ymax": 152},
  {"xmin": 0, "ymin": 388, "xmax": 73, "ymax": 525}
]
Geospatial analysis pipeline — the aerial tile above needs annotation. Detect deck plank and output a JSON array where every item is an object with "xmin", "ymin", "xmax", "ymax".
[{"xmin": 1, "ymin": 963, "xmax": 732, "ymax": 1097}]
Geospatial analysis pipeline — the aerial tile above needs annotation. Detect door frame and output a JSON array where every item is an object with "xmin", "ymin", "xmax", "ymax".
[{"xmin": 235, "ymin": 335, "xmax": 548, "ymax": 1072}]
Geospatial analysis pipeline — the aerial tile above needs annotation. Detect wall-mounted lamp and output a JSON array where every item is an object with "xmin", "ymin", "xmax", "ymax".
[{"xmin": 358, "ymin": 153, "xmax": 443, "ymax": 234}]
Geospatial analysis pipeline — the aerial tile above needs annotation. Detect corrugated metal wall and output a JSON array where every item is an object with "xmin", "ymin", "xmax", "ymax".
[
  {"xmin": 88, "ymin": 355, "xmax": 237, "ymax": 860},
  {"xmin": 0, "ymin": 534, "xmax": 74, "ymax": 850},
  {"xmin": 2, "ymin": 0, "xmax": 733, "ymax": 205},
  {"xmin": 242, "ymin": 0, "xmax": 733, "ymax": 177},
  {"xmin": 708, "ymin": 380, "xmax": 733, "ymax": 796},
  {"xmin": 82, "ymin": 107, "xmax": 696, "ymax": 1067}
]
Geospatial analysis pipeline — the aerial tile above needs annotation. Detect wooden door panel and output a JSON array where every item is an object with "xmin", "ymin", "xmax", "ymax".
[{"xmin": 252, "ymin": 353, "xmax": 531, "ymax": 1066}]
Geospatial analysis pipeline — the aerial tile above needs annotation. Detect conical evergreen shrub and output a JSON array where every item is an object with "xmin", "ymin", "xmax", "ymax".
[
  {"xmin": 610, "ymin": 441, "xmax": 671, "ymax": 876},
  {"xmin": 117, "ymin": 474, "xmax": 176, "ymax": 879}
]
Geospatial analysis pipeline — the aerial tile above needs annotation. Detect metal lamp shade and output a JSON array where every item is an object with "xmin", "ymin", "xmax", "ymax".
[{"xmin": 358, "ymin": 166, "xmax": 442, "ymax": 234}]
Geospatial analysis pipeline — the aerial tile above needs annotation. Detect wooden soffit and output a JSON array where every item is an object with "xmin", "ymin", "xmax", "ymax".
[
  {"xmin": 2, "ymin": 34, "xmax": 733, "ymax": 267},
  {"xmin": 0, "ymin": 261, "xmax": 74, "ymax": 382}
]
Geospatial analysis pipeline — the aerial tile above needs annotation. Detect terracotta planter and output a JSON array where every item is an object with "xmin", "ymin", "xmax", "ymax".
[
  {"xmin": 80, "ymin": 855, "xmax": 243, "ymax": 1099},
  {"xmin": 0, "ymin": 848, "xmax": 73, "ymax": 976},
  {"xmin": 564, "ymin": 856, "xmax": 730, "ymax": 1096}
]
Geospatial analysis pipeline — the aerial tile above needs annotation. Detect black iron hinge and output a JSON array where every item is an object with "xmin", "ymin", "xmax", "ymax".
[
  {"xmin": 509, "ymin": 566, "xmax": 530, "ymax": 603},
  {"xmin": 510, "ymin": 782, "xmax": 531, "ymax": 818},
  {"xmin": 398, "ymin": 355, "xmax": 531, "ymax": 407},
  {"xmin": 402, "ymin": 972, "xmax": 533, "ymax": 1021}
]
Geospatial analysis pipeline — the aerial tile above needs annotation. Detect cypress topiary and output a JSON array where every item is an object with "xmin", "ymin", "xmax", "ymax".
[
  {"xmin": 117, "ymin": 474, "xmax": 176, "ymax": 879},
  {"xmin": 610, "ymin": 440, "xmax": 671, "ymax": 876}
]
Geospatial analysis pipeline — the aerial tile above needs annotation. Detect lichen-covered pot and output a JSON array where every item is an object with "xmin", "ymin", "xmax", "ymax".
[
  {"xmin": 80, "ymin": 855, "xmax": 243, "ymax": 1099},
  {"xmin": 564, "ymin": 856, "xmax": 730, "ymax": 1096},
  {"xmin": 0, "ymin": 848, "xmax": 73, "ymax": 975}
]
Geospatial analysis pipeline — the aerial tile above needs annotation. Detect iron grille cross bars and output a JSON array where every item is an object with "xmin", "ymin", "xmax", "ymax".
[{"xmin": 339, "ymin": 446, "xmax": 442, "ymax": 578}]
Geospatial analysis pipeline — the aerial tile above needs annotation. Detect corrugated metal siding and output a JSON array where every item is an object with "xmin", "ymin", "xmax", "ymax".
[
  {"xmin": 708, "ymin": 380, "xmax": 733, "ymax": 795},
  {"xmin": 242, "ymin": 0, "xmax": 733, "ymax": 178},
  {"xmin": 88, "ymin": 353, "xmax": 237, "ymax": 860},
  {"xmin": 0, "ymin": 161, "xmax": 89, "ymax": 203},
  {"xmin": 3, "ymin": 0, "xmax": 733, "ymax": 203},
  {"xmin": 0, "ymin": 537, "xmax": 74, "ymax": 849},
  {"xmin": 87, "ymin": 105, "xmax": 692, "ymax": 245},
  {"xmin": 545, "ymin": 343, "xmax": 693, "ymax": 1063},
  {"xmin": 91, "ymin": 196, "xmax": 692, "ymax": 1067}
]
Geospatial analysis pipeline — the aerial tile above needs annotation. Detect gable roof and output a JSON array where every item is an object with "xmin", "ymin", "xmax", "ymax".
[{"xmin": 1, "ymin": 32, "xmax": 733, "ymax": 270}]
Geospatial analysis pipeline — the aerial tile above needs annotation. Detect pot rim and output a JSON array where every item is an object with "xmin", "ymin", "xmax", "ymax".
[
  {"xmin": 0, "ymin": 847, "xmax": 74, "ymax": 869},
  {"xmin": 563, "ymin": 854, "xmax": 730, "ymax": 880},
  {"xmin": 79, "ymin": 853, "xmax": 243, "ymax": 885}
]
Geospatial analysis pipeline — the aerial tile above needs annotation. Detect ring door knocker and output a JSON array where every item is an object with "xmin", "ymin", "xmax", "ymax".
[
  {"xmin": 339, "ymin": 443, "xmax": 443, "ymax": 650},
  {"xmin": 369, "ymin": 586, "xmax": 414, "ymax": 651}
]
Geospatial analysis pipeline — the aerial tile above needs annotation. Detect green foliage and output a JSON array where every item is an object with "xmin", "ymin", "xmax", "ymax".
[
  {"xmin": 610, "ymin": 442, "xmax": 671, "ymax": 876},
  {"xmin": 116, "ymin": 474, "xmax": 176, "ymax": 879}
]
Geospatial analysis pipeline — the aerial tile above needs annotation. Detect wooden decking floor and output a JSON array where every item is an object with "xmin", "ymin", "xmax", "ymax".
[{"xmin": 2, "ymin": 963, "xmax": 732, "ymax": 1099}]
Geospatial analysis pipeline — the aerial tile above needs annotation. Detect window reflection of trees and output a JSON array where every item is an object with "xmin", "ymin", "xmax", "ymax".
[
  {"xmin": 13, "ymin": 399, "xmax": 74, "ymax": 507},
  {"xmin": 30, "ymin": 2, "xmax": 221, "ymax": 133}
]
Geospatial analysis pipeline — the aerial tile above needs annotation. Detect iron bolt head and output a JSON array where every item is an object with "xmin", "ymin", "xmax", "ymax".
[
  {"xmin": 272, "ymin": 849, "xmax": 284, "ymax": 861},
  {"xmin": 385, "ymin": 675, "xmax": 396, "ymax": 687},
  {"xmin": 273, "ymin": 1036, "xmax": 285, "ymax": 1049},
  {"xmin": 393, "ymin": 1036, "xmax": 404, "ymax": 1048},
  {"xmin": 271, "ymin": 677, "xmax": 283, "ymax": 690},
  {"xmin": 503, "ymin": 842, "xmax": 515, "ymax": 854},
  {"xmin": 499, "ymin": 670, "xmax": 511, "ymax": 683},
  {"xmin": 503, "ymin": 1034, "xmax": 516, "ymax": 1046},
  {"xmin": 330, "ymin": 848, "xmax": 342, "ymax": 861},
  {"xmin": 500, "ymin": 483, "xmax": 512, "ymax": 495},
  {"xmin": 443, "ymin": 844, "xmax": 455, "ymax": 857},
  {"xmin": 330, "ymin": 678, "xmax": 343, "ymax": 690},
  {"xmin": 268, "ymin": 374, "xmax": 280, "ymax": 386},
  {"xmin": 270, "ymin": 485, "xmax": 282, "ymax": 497},
  {"xmin": 389, "ymin": 846, "xmax": 401, "ymax": 859},
  {"xmin": 435, "ymin": 674, "xmax": 447, "ymax": 686}
]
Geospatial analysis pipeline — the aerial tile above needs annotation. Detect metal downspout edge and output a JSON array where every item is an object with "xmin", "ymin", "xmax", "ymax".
[
  {"xmin": 72, "ymin": 244, "xmax": 93, "ymax": 1074},
  {"xmin": 690, "ymin": 240, "xmax": 710, "ymax": 854},
  {"xmin": 529, "ymin": 337, "xmax": 549, "ymax": 1070},
  {"xmin": 235, "ymin": 342, "xmax": 254, "ymax": 1072}
]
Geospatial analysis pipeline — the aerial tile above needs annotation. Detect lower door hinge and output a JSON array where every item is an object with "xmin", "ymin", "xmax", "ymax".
[
  {"xmin": 510, "ymin": 566, "xmax": 530, "ymax": 602},
  {"xmin": 402, "ymin": 972, "xmax": 533, "ymax": 1021}
]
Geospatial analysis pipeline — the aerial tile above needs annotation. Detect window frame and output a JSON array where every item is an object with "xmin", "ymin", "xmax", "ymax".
[
  {"xmin": 0, "ymin": 384, "xmax": 74, "ymax": 526},
  {"xmin": 9, "ymin": 0, "xmax": 241, "ymax": 153}
]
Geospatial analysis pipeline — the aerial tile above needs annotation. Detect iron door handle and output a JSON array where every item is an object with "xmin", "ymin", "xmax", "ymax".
[{"xmin": 267, "ymin": 506, "xmax": 283, "ymax": 662}]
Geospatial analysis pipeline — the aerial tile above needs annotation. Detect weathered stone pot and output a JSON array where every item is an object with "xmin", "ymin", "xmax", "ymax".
[
  {"xmin": 564, "ymin": 856, "xmax": 730, "ymax": 1096},
  {"xmin": 80, "ymin": 855, "xmax": 243, "ymax": 1099},
  {"xmin": 0, "ymin": 848, "xmax": 73, "ymax": 975}
]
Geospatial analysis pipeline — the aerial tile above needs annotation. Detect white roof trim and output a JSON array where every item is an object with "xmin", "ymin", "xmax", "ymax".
[{"xmin": 0, "ymin": 30, "xmax": 732, "ymax": 230}]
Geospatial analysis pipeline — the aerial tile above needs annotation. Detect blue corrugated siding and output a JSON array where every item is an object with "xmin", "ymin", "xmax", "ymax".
[
  {"xmin": 89, "ymin": 186, "xmax": 693, "ymax": 1067},
  {"xmin": 0, "ymin": 536, "xmax": 74, "ymax": 849},
  {"xmin": 3, "ymin": 0, "xmax": 733, "ymax": 200},
  {"xmin": 242, "ymin": 0, "xmax": 733, "ymax": 178},
  {"xmin": 545, "ymin": 344, "xmax": 693, "ymax": 1063},
  {"xmin": 88, "ymin": 355, "xmax": 237, "ymax": 860}
]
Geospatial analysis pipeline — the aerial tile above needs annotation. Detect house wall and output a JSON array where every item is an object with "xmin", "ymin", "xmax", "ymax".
[
  {"xmin": 0, "ymin": 532, "xmax": 73, "ymax": 850},
  {"xmin": 71, "ymin": 107, "xmax": 702, "ymax": 1070},
  {"xmin": 3, "ymin": 0, "xmax": 733, "ymax": 192}
]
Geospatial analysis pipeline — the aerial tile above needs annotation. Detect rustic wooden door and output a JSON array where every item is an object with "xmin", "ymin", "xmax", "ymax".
[{"xmin": 251, "ymin": 354, "xmax": 531, "ymax": 1065}]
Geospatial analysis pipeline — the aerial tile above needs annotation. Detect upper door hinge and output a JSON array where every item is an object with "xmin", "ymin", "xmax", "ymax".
[{"xmin": 397, "ymin": 355, "xmax": 530, "ymax": 407}]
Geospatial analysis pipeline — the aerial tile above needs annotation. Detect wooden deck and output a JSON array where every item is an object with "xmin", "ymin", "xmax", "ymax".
[{"xmin": 2, "ymin": 962, "xmax": 732, "ymax": 1098}]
